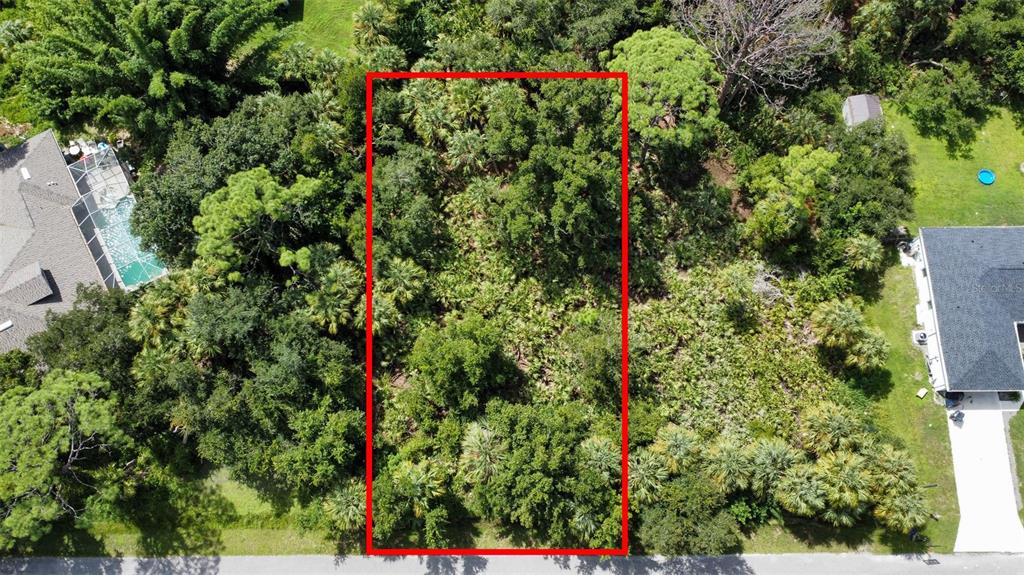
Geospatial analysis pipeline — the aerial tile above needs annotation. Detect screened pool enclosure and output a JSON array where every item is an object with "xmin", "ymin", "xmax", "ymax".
[{"xmin": 68, "ymin": 146, "xmax": 166, "ymax": 289}]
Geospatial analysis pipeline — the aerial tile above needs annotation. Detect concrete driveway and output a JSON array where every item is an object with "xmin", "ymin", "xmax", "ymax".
[{"xmin": 946, "ymin": 393, "xmax": 1024, "ymax": 552}]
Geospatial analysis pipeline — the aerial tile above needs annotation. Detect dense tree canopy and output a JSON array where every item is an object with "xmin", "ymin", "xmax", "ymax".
[
  {"xmin": 607, "ymin": 27, "xmax": 721, "ymax": 153},
  {"xmin": 0, "ymin": 0, "xmax": 957, "ymax": 554},
  {"xmin": 20, "ymin": 0, "xmax": 283, "ymax": 153},
  {"xmin": 0, "ymin": 371, "xmax": 128, "ymax": 550}
]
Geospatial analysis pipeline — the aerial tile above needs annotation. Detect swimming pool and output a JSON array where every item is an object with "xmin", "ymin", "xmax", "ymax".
[
  {"xmin": 68, "ymin": 148, "xmax": 166, "ymax": 290},
  {"xmin": 95, "ymin": 196, "xmax": 166, "ymax": 288}
]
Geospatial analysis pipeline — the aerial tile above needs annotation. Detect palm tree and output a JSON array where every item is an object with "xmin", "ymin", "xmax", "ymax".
[
  {"xmin": 749, "ymin": 437, "xmax": 802, "ymax": 498},
  {"xmin": 844, "ymin": 234, "xmax": 884, "ymax": 272},
  {"xmin": 874, "ymin": 488, "xmax": 929, "ymax": 534},
  {"xmin": 395, "ymin": 460, "xmax": 445, "ymax": 519},
  {"xmin": 353, "ymin": 1, "xmax": 396, "ymax": 48},
  {"xmin": 579, "ymin": 436, "xmax": 619, "ymax": 480},
  {"xmin": 776, "ymin": 462, "xmax": 825, "ymax": 517},
  {"xmin": 309, "ymin": 49, "xmax": 346, "ymax": 89},
  {"xmin": 869, "ymin": 444, "xmax": 918, "ymax": 494},
  {"xmin": 357, "ymin": 292, "xmax": 399, "ymax": 333},
  {"xmin": 306, "ymin": 291, "xmax": 347, "ymax": 335},
  {"xmin": 444, "ymin": 130, "xmax": 486, "ymax": 175},
  {"xmin": 705, "ymin": 435, "xmax": 753, "ymax": 493},
  {"xmin": 129, "ymin": 272, "xmax": 193, "ymax": 348},
  {"xmin": 811, "ymin": 299, "xmax": 867, "ymax": 350},
  {"xmin": 570, "ymin": 502, "xmax": 598, "ymax": 541},
  {"xmin": 306, "ymin": 87, "xmax": 342, "ymax": 121},
  {"xmin": 0, "ymin": 19, "xmax": 31, "ymax": 60},
  {"xmin": 847, "ymin": 328, "xmax": 888, "ymax": 370},
  {"xmin": 412, "ymin": 99, "xmax": 452, "ymax": 148},
  {"xmin": 277, "ymin": 42, "xmax": 312, "ymax": 83},
  {"xmin": 402, "ymin": 79, "xmax": 451, "ymax": 146},
  {"xmin": 816, "ymin": 451, "xmax": 870, "ymax": 527},
  {"xmin": 323, "ymin": 481, "xmax": 366, "ymax": 537},
  {"xmin": 129, "ymin": 294, "xmax": 172, "ymax": 348},
  {"xmin": 652, "ymin": 424, "xmax": 698, "ymax": 473},
  {"xmin": 447, "ymin": 80, "xmax": 487, "ymax": 126},
  {"xmin": 381, "ymin": 258, "xmax": 426, "ymax": 305},
  {"xmin": 799, "ymin": 402, "xmax": 866, "ymax": 455},
  {"xmin": 306, "ymin": 261, "xmax": 361, "ymax": 335},
  {"xmin": 628, "ymin": 448, "xmax": 669, "ymax": 506},
  {"xmin": 459, "ymin": 421, "xmax": 506, "ymax": 484}
]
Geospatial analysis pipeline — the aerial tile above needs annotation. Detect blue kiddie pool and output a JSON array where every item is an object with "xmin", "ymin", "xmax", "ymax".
[{"xmin": 978, "ymin": 169, "xmax": 996, "ymax": 185}]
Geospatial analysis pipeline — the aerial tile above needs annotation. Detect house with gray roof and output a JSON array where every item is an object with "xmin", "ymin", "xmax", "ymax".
[
  {"xmin": 913, "ymin": 227, "xmax": 1024, "ymax": 393},
  {"xmin": 0, "ymin": 130, "xmax": 107, "ymax": 352},
  {"xmin": 842, "ymin": 94, "xmax": 883, "ymax": 127}
]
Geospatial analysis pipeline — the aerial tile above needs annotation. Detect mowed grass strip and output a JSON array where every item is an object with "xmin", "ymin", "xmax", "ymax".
[{"xmin": 286, "ymin": 0, "xmax": 362, "ymax": 52}]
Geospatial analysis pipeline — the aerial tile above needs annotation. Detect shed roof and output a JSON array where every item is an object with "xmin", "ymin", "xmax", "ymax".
[
  {"xmin": 920, "ymin": 227, "xmax": 1024, "ymax": 392},
  {"xmin": 843, "ymin": 94, "xmax": 883, "ymax": 127}
]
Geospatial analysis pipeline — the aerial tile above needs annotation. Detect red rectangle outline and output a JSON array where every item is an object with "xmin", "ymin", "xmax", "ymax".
[{"xmin": 365, "ymin": 70, "xmax": 629, "ymax": 556}]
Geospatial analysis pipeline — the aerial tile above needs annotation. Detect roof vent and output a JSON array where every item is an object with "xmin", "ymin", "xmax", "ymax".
[
  {"xmin": 0, "ymin": 320, "xmax": 12, "ymax": 333},
  {"xmin": 19, "ymin": 167, "xmax": 30, "ymax": 180}
]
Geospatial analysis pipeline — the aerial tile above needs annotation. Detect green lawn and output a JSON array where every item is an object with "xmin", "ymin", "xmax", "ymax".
[
  {"xmin": 34, "ymin": 470, "xmax": 333, "ymax": 556},
  {"xmin": 285, "ymin": 0, "xmax": 361, "ymax": 52},
  {"xmin": 888, "ymin": 108, "xmax": 1024, "ymax": 230},
  {"xmin": 863, "ymin": 264, "xmax": 960, "ymax": 552}
]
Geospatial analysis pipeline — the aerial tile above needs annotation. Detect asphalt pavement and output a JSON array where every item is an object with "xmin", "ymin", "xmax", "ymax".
[{"xmin": 2, "ymin": 553, "xmax": 1023, "ymax": 575}]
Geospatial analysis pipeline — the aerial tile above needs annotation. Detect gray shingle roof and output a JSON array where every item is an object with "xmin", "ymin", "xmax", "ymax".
[
  {"xmin": 0, "ymin": 130, "xmax": 104, "ymax": 352},
  {"xmin": 842, "ymin": 94, "xmax": 883, "ymax": 127},
  {"xmin": 920, "ymin": 227, "xmax": 1024, "ymax": 392}
]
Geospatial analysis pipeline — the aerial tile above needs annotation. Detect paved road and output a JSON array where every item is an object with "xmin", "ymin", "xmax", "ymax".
[{"xmin": 2, "ymin": 554, "xmax": 1023, "ymax": 575}]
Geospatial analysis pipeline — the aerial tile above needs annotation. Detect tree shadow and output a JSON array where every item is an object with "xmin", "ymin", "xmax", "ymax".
[
  {"xmin": 134, "ymin": 556, "xmax": 221, "ymax": 575},
  {"xmin": 282, "ymin": 0, "xmax": 304, "ymax": 25},
  {"xmin": 372, "ymin": 555, "xmax": 489, "ymax": 575},
  {"xmin": 0, "ymin": 556, "xmax": 125, "ymax": 575},
  {"xmin": 441, "ymin": 500, "xmax": 482, "ymax": 548},
  {"xmin": 0, "ymin": 138, "xmax": 29, "ymax": 170},
  {"xmin": 854, "ymin": 247, "xmax": 904, "ymax": 307},
  {"xmin": 488, "ymin": 522, "xmax": 540, "ymax": 549},
  {"xmin": 849, "ymin": 367, "xmax": 896, "ymax": 400},
  {"xmin": 27, "ymin": 521, "xmax": 108, "ymax": 557},
  {"xmin": 118, "ymin": 475, "xmax": 235, "ymax": 559},
  {"xmin": 0, "ymin": 556, "xmax": 221, "ymax": 575},
  {"xmin": 565, "ymin": 554, "xmax": 756, "ymax": 575},
  {"xmin": 761, "ymin": 515, "xmax": 914, "ymax": 553},
  {"xmin": 877, "ymin": 527, "xmax": 931, "ymax": 554}
]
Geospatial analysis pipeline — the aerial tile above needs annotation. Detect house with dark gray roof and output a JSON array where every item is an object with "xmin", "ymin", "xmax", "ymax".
[
  {"xmin": 915, "ymin": 227, "xmax": 1024, "ymax": 392},
  {"xmin": 842, "ymin": 94, "xmax": 883, "ymax": 127},
  {"xmin": 0, "ymin": 131, "xmax": 106, "ymax": 352}
]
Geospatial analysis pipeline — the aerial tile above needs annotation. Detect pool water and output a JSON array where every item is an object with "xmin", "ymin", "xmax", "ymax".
[{"xmin": 96, "ymin": 197, "xmax": 166, "ymax": 288}]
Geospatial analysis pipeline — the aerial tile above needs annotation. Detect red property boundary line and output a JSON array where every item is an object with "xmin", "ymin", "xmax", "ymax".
[{"xmin": 365, "ymin": 70, "xmax": 630, "ymax": 556}]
